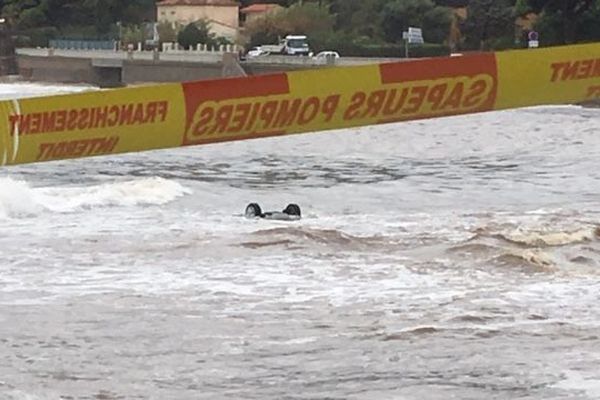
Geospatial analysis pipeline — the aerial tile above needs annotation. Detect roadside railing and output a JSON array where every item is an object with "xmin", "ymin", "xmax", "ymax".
[
  {"xmin": 16, "ymin": 44, "xmax": 405, "ymax": 67},
  {"xmin": 49, "ymin": 39, "xmax": 116, "ymax": 50}
]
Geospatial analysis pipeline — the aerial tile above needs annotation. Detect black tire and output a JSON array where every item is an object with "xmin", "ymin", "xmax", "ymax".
[
  {"xmin": 283, "ymin": 203, "xmax": 301, "ymax": 217},
  {"xmin": 245, "ymin": 203, "xmax": 262, "ymax": 218}
]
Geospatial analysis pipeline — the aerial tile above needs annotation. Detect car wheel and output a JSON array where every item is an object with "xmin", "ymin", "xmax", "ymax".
[
  {"xmin": 245, "ymin": 203, "xmax": 262, "ymax": 218},
  {"xmin": 283, "ymin": 204, "xmax": 301, "ymax": 217}
]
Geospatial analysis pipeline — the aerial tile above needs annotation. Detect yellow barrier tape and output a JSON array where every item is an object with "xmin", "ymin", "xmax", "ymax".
[
  {"xmin": 0, "ymin": 42, "xmax": 598, "ymax": 166},
  {"xmin": 496, "ymin": 43, "xmax": 600, "ymax": 109}
]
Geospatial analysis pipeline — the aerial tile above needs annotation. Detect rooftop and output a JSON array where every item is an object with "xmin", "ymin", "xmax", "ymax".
[
  {"xmin": 240, "ymin": 3, "xmax": 282, "ymax": 14},
  {"xmin": 157, "ymin": 0, "xmax": 239, "ymax": 6}
]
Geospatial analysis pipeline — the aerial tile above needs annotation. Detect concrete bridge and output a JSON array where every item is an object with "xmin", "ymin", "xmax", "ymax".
[{"xmin": 15, "ymin": 48, "xmax": 402, "ymax": 88}]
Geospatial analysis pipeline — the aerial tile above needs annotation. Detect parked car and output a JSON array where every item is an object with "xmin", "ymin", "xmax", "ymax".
[
  {"xmin": 313, "ymin": 51, "xmax": 340, "ymax": 64},
  {"xmin": 313, "ymin": 51, "xmax": 340, "ymax": 60},
  {"xmin": 247, "ymin": 46, "xmax": 264, "ymax": 57}
]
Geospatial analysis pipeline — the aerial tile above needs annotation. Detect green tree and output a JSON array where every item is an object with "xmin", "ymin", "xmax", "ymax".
[
  {"xmin": 522, "ymin": 0, "xmax": 596, "ymax": 44},
  {"xmin": 282, "ymin": 2, "xmax": 334, "ymax": 34},
  {"xmin": 0, "ymin": 0, "xmax": 155, "ymax": 34},
  {"xmin": 121, "ymin": 24, "xmax": 144, "ymax": 46},
  {"xmin": 329, "ymin": 0, "xmax": 386, "ymax": 40},
  {"xmin": 0, "ymin": 0, "xmax": 159, "ymax": 45},
  {"xmin": 380, "ymin": 0, "xmax": 452, "ymax": 43},
  {"xmin": 157, "ymin": 21, "xmax": 178, "ymax": 44},
  {"xmin": 244, "ymin": 3, "xmax": 333, "ymax": 47},
  {"xmin": 177, "ymin": 22, "xmax": 202, "ymax": 49},
  {"xmin": 515, "ymin": 0, "xmax": 531, "ymax": 15},
  {"xmin": 434, "ymin": 0, "xmax": 468, "ymax": 6},
  {"xmin": 461, "ymin": 0, "xmax": 516, "ymax": 50},
  {"xmin": 177, "ymin": 20, "xmax": 215, "ymax": 49},
  {"xmin": 16, "ymin": 5, "xmax": 46, "ymax": 28},
  {"xmin": 1, "ymin": 0, "xmax": 45, "ymax": 28},
  {"xmin": 577, "ymin": 1, "xmax": 600, "ymax": 42}
]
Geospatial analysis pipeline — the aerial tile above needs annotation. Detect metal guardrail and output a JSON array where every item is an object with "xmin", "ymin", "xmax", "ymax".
[
  {"xmin": 16, "ymin": 47, "xmax": 405, "ymax": 67},
  {"xmin": 17, "ymin": 48, "xmax": 224, "ymax": 63},
  {"xmin": 49, "ymin": 40, "xmax": 116, "ymax": 51}
]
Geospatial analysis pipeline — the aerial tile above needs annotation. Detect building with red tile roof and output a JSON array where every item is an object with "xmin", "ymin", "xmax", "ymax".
[
  {"xmin": 240, "ymin": 3, "xmax": 283, "ymax": 24},
  {"xmin": 157, "ymin": 0, "xmax": 240, "ymax": 39}
]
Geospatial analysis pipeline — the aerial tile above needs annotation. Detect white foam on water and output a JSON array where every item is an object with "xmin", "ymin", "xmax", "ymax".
[
  {"xmin": 0, "ymin": 176, "xmax": 191, "ymax": 217},
  {"xmin": 0, "ymin": 388, "xmax": 61, "ymax": 400},
  {"xmin": 37, "ymin": 176, "xmax": 192, "ymax": 211},
  {"xmin": 553, "ymin": 370, "xmax": 600, "ymax": 398},
  {"xmin": 501, "ymin": 228, "xmax": 597, "ymax": 247},
  {"xmin": 0, "ymin": 176, "xmax": 42, "ymax": 218},
  {"xmin": 0, "ymin": 82, "xmax": 95, "ymax": 100}
]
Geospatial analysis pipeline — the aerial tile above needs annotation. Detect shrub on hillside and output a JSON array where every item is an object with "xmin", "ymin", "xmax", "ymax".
[
  {"xmin": 177, "ymin": 20, "xmax": 216, "ymax": 49},
  {"xmin": 310, "ymin": 31, "xmax": 449, "ymax": 58},
  {"xmin": 244, "ymin": 3, "xmax": 333, "ymax": 48},
  {"xmin": 15, "ymin": 27, "xmax": 59, "ymax": 47}
]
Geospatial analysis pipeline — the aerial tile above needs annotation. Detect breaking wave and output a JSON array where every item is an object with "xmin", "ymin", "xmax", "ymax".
[
  {"xmin": 490, "ymin": 228, "xmax": 598, "ymax": 247},
  {"xmin": 0, "ymin": 176, "xmax": 191, "ymax": 218},
  {"xmin": 0, "ymin": 177, "xmax": 42, "ymax": 218},
  {"xmin": 448, "ymin": 224, "xmax": 600, "ymax": 271},
  {"xmin": 491, "ymin": 249, "xmax": 556, "ymax": 270},
  {"xmin": 239, "ymin": 226, "xmax": 398, "ymax": 251}
]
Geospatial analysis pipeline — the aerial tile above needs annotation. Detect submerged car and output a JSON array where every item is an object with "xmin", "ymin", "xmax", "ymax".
[{"xmin": 245, "ymin": 203, "xmax": 301, "ymax": 221}]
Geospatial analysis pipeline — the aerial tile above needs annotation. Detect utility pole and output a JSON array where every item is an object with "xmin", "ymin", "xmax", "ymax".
[
  {"xmin": 0, "ymin": 18, "xmax": 17, "ymax": 75},
  {"xmin": 116, "ymin": 21, "xmax": 122, "ymax": 50},
  {"xmin": 402, "ymin": 27, "xmax": 423, "ymax": 59}
]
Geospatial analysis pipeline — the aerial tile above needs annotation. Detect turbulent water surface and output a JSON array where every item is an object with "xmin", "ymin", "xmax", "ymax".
[{"xmin": 1, "ymin": 83, "xmax": 600, "ymax": 400}]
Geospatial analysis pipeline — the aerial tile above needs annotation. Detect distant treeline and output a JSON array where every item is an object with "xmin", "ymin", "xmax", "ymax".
[
  {"xmin": 1, "ymin": 0, "xmax": 599, "ymax": 53},
  {"xmin": 0, "ymin": 0, "xmax": 155, "ymax": 44},
  {"xmin": 242, "ymin": 0, "xmax": 600, "ymax": 56}
]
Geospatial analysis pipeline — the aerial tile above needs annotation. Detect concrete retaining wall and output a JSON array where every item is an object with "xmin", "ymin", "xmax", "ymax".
[
  {"xmin": 15, "ymin": 50, "xmax": 403, "ymax": 87},
  {"xmin": 18, "ymin": 55, "xmax": 96, "ymax": 84},
  {"xmin": 16, "ymin": 54, "xmax": 328, "ymax": 87},
  {"xmin": 17, "ymin": 55, "xmax": 230, "ymax": 87},
  {"xmin": 122, "ymin": 60, "xmax": 224, "ymax": 85}
]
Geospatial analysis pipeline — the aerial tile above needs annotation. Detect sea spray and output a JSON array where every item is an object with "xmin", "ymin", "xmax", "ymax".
[
  {"xmin": 0, "ymin": 176, "xmax": 191, "ymax": 217},
  {"xmin": 36, "ymin": 177, "xmax": 192, "ymax": 212},
  {"xmin": 0, "ymin": 176, "xmax": 41, "ymax": 218}
]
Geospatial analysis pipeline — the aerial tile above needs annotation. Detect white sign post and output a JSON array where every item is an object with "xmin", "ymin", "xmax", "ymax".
[
  {"xmin": 528, "ymin": 31, "xmax": 539, "ymax": 48},
  {"xmin": 144, "ymin": 22, "xmax": 160, "ymax": 50},
  {"xmin": 403, "ymin": 27, "xmax": 424, "ymax": 58}
]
